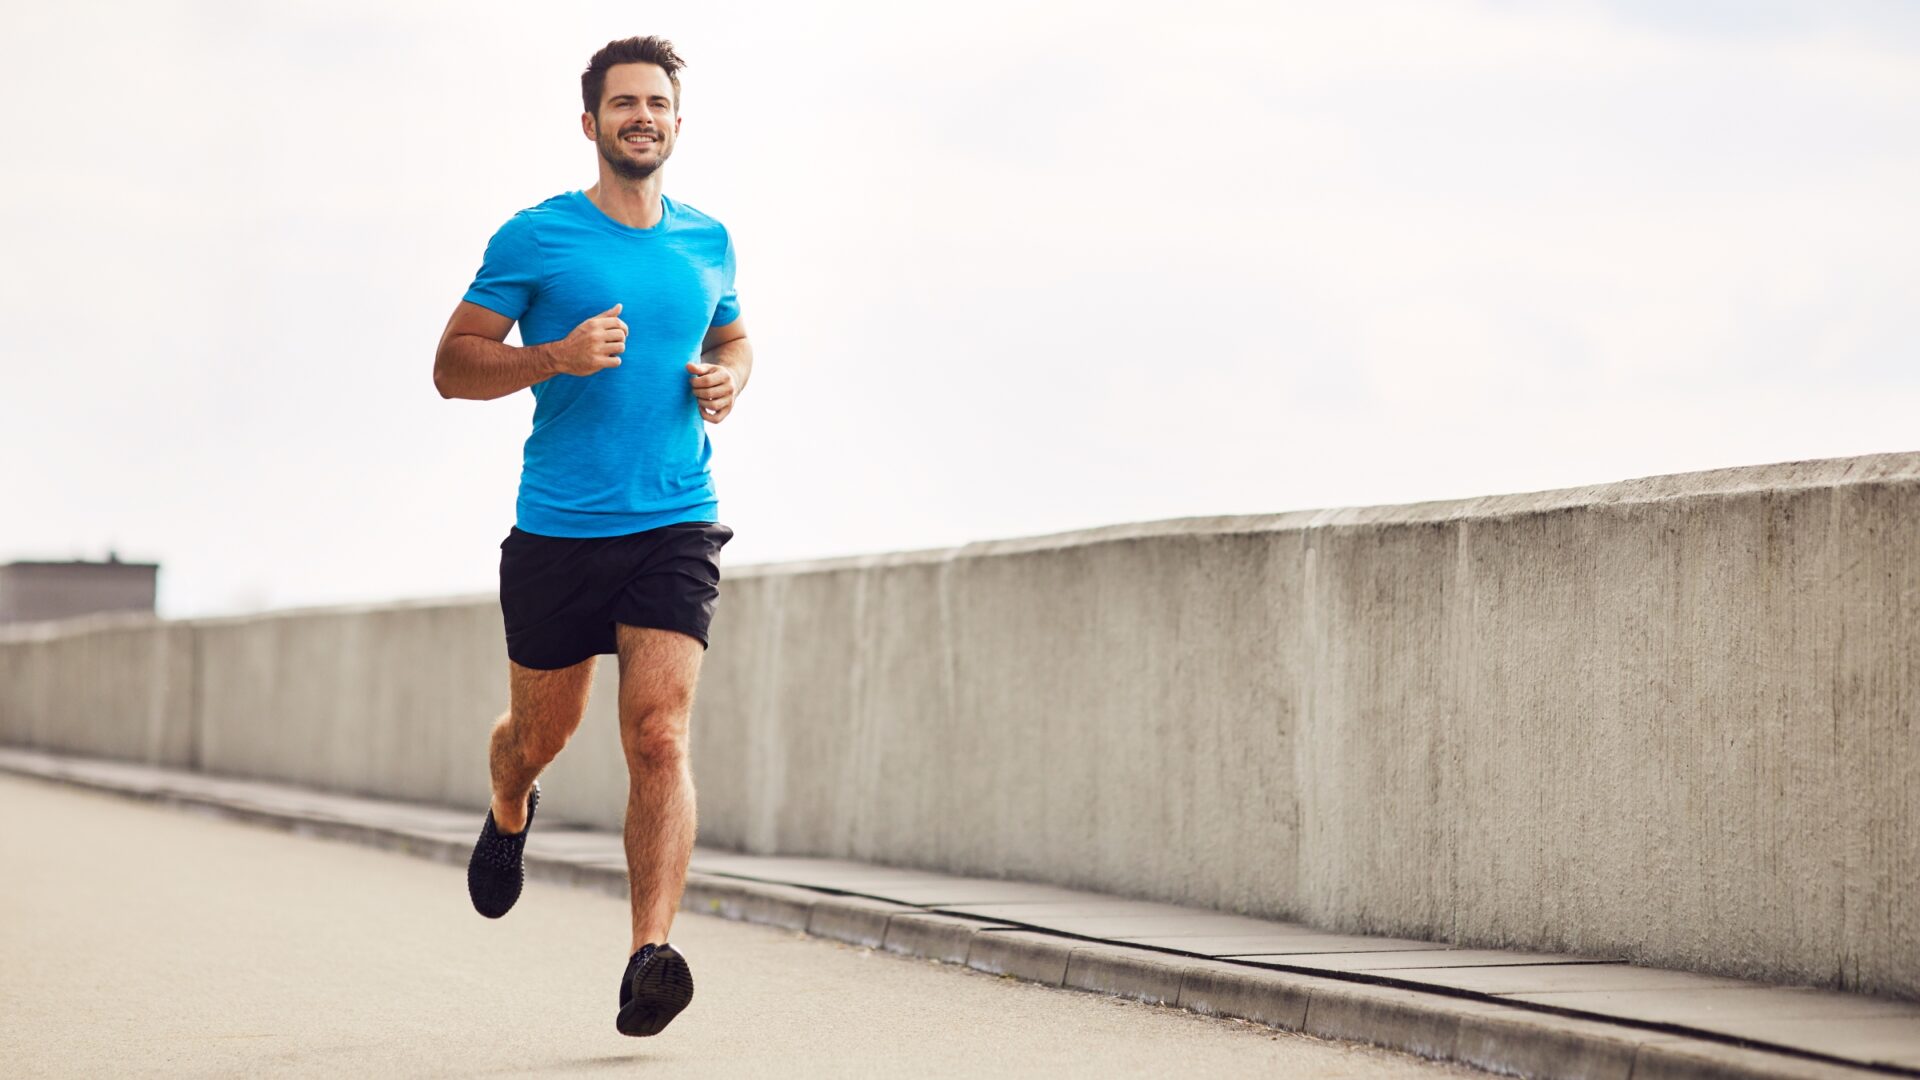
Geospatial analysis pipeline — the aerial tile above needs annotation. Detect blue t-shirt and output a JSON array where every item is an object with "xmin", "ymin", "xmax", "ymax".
[{"xmin": 463, "ymin": 190, "xmax": 740, "ymax": 537}]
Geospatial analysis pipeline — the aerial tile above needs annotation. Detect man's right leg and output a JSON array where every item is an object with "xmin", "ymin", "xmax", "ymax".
[{"xmin": 488, "ymin": 656, "xmax": 597, "ymax": 832}]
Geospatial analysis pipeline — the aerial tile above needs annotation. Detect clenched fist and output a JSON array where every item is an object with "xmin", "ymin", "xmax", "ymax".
[
  {"xmin": 545, "ymin": 304, "xmax": 627, "ymax": 376},
  {"xmin": 687, "ymin": 361, "xmax": 738, "ymax": 423}
]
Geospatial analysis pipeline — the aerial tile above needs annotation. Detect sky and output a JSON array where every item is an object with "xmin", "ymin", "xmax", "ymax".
[{"xmin": 2, "ymin": 0, "xmax": 1916, "ymax": 617}]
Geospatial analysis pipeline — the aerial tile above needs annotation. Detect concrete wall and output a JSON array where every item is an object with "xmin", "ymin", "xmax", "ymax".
[
  {"xmin": 188, "ymin": 598, "xmax": 509, "ymax": 809},
  {"xmin": 3, "ymin": 454, "xmax": 1915, "ymax": 998},
  {"xmin": 0, "ymin": 613, "xmax": 194, "ymax": 766}
]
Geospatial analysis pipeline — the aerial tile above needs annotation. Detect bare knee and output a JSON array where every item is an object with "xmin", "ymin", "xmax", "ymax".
[
  {"xmin": 621, "ymin": 706, "xmax": 689, "ymax": 772},
  {"xmin": 497, "ymin": 708, "xmax": 576, "ymax": 766}
]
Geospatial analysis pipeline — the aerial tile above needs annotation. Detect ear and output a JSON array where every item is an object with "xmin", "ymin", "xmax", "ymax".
[{"xmin": 581, "ymin": 111, "xmax": 596, "ymax": 141}]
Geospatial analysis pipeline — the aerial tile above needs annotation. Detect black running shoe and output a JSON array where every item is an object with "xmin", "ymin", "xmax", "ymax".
[
  {"xmin": 617, "ymin": 943, "xmax": 694, "ymax": 1037},
  {"xmin": 466, "ymin": 782, "xmax": 538, "ymax": 919}
]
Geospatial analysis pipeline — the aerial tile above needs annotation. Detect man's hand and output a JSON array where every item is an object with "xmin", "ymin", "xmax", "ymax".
[
  {"xmin": 687, "ymin": 361, "xmax": 738, "ymax": 422},
  {"xmin": 546, "ymin": 304, "xmax": 627, "ymax": 376}
]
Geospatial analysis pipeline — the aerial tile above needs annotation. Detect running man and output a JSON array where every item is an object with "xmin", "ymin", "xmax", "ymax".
[{"xmin": 431, "ymin": 36, "xmax": 750, "ymax": 1038}]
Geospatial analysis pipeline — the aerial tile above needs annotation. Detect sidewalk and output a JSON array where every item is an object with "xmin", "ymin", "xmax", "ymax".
[{"xmin": 3, "ymin": 746, "xmax": 1913, "ymax": 1080}]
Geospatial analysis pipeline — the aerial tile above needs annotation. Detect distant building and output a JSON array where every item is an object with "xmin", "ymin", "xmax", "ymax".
[{"xmin": 0, "ymin": 554, "xmax": 158, "ymax": 623}]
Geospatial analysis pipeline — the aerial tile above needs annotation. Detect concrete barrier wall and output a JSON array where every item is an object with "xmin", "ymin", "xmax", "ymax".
[
  {"xmin": 0, "ymin": 614, "xmax": 195, "ymax": 767},
  {"xmin": 3, "ymin": 454, "xmax": 1915, "ymax": 998},
  {"xmin": 189, "ymin": 599, "xmax": 510, "ymax": 808}
]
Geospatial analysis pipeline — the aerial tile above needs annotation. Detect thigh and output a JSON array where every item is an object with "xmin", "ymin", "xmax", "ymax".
[
  {"xmin": 509, "ymin": 654, "xmax": 596, "ymax": 741},
  {"xmin": 614, "ymin": 624, "xmax": 705, "ymax": 726}
]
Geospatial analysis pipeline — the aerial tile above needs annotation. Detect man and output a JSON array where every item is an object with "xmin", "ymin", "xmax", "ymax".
[{"xmin": 432, "ymin": 35, "xmax": 750, "ymax": 1039}]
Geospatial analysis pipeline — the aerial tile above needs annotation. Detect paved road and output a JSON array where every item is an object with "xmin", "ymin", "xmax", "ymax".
[{"xmin": 1, "ymin": 774, "xmax": 1481, "ymax": 1078}]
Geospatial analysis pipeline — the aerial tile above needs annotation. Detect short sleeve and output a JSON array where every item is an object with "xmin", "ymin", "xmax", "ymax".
[
  {"xmin": 462, "ymin": 212, "xmax": 541, "ymax": 321},
  {"xmin": 709, "ymin": 229, "xmax": 741, "ymax": 329}
]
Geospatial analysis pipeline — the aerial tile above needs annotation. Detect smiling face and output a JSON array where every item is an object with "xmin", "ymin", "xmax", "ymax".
[{"xmin": 585, "ymin": 62, "xmax": 680, "ymax": 180}]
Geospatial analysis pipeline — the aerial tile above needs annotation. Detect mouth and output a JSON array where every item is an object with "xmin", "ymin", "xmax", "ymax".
[{"xmin": 620, "ymin": 131, "xmax": 659, "ymax": 149}]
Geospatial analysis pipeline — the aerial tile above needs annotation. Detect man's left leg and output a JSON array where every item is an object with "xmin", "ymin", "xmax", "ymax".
[
  {"xmin": 616, "ymin": 622, "xmax": 704, "ymax": 946},
  {"xmin": 612, "ymin": 622, "xmax": 704, "ymax": 1036}
]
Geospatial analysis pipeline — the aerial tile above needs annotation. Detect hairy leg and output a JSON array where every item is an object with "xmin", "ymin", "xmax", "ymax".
[
  {"xmin": 488, "ymin": 656, "xmax": 596, "ymax": 832},
  {"xmin": 615, "ymin": 624, "xmax": 705, "ymax": 951}
]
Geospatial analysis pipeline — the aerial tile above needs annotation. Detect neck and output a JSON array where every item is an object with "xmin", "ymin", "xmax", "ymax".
[{"xmin": 586, "ymin": 168, "xmax": 666, "ymax": 229}]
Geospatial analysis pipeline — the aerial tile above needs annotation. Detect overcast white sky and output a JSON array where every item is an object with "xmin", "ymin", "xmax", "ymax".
[{"xmin": 3, "ymin": 0, "xmax": 1917, "ymax": 617}]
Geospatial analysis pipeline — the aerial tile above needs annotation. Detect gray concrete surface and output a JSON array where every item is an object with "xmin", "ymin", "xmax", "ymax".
[
  {"xmin": 6, "ymin": 748, "xmax": 1910, "ymax": 1080},
  {"xmin": 0, "ymin": 614, "xmax": 193, "ymax": 767},
  {"xmin": 0, "ymin": 772, "xmax": 1490, "ymax": 1080},
  {"xmin": 2, "ymin": 453, "xmax": 1917, "ymax": 996}
]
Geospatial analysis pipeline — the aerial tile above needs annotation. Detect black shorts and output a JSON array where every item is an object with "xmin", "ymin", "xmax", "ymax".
[{"xmin": 498, "ymin": 521, "xmax": 734, "ymax": 670}]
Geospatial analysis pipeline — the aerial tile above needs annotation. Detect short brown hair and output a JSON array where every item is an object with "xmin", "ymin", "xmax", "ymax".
[{"xmin": 582, "ymin": 36, "xmax": 686, "ymax": 117}]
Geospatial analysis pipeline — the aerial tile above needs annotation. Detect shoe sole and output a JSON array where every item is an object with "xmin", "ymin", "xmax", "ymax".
[{"xmin": 617, "ymin": 948, "xmax": 695, "ymax": 1037}]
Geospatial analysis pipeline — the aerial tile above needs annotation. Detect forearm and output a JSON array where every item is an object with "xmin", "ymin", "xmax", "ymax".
[
  {"xmin": 435, "ymin": 334, "xmax": 556, "ymax": 401},
  {"xmin": 703, "ymin": 335, "xmax": 752, "ymax": 396}
]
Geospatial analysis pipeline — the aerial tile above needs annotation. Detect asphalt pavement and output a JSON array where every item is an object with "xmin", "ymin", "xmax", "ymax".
[{"xmin": 1, "ymin": 772, "xmax": 1482, "ymax": 1079}]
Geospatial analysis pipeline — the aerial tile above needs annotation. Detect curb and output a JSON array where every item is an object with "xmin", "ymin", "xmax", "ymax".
[{"xmin": 0, "ymin": 758, "xmax": 1896, "ymax": 1080}]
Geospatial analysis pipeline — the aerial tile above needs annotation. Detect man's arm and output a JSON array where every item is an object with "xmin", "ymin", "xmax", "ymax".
[
  {"xmin": 434, "ymin": 301, "xmax": 628, "ymax": 401},
  {"xmin": 687, "ymin": 318, "xmax": 752, "ymax": 423}
]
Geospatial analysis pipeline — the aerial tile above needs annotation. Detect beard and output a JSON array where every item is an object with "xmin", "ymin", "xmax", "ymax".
[{"xmin": 598, "ymin": 124, "xmax": 674, "ymax": 180}]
